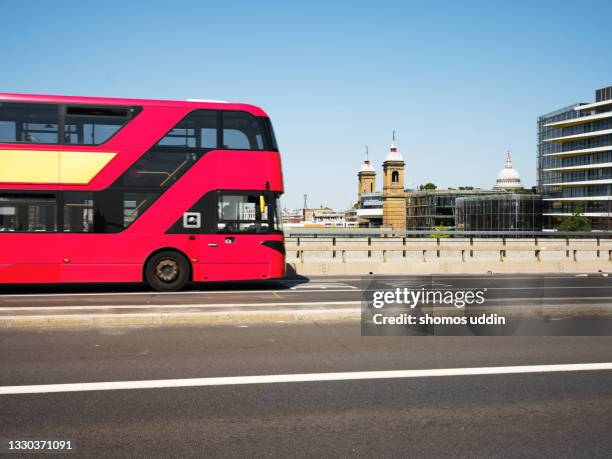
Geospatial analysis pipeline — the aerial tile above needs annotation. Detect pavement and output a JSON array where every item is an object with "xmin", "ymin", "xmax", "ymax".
[
  {"xmin": 0, "ymin": 274, "xmax": 612, "ymax": 329},
  {"xmin": 1, "ymin": 322, "xmax": 611, "ymax": 457}
]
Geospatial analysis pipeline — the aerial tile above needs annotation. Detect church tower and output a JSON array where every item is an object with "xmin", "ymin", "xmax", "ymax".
[
  {"xmin": 382, "ymin": 131, "xmax": 406, "ymax": 231},
  {"xmin": 357, "ymin": 146, "xmax": 376, "ymax": 200}
]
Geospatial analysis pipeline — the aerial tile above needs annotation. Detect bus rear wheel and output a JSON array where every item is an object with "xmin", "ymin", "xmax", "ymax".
[{"xmin": 145, "ymin": 251, "xmax": 190, "ymax": 292}]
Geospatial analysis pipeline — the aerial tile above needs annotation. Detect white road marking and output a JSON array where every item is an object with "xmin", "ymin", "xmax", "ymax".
[
  {"xmin": 0, "ymin": 275, "xmax": 607, "ymax": 299},
  {"xmin": 1, "ymin": 363, "xmax": 610, "ymax": 395}
]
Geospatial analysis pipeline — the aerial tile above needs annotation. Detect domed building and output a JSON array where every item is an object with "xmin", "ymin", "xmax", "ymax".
[{"xmin": 494, "ymin": 151, "xmax": 522, "ymax": 190}]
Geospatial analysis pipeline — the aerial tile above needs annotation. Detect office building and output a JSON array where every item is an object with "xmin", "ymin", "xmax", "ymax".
[{"xmin": 538, "ymin": 84, "xmax": 612, "ymax": 230}]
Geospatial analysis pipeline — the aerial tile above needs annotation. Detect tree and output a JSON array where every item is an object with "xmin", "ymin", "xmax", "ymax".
[
  {"xmin": 420, "ymin": 182, "xmax": 437, "ymax": 190},
  {"xmin": 558, "ymin": 203, "xmax": 591, "ymax": 232},
  {"xmin": 430, "ymin": 225, "xmax": 451, "ymax": 238}
]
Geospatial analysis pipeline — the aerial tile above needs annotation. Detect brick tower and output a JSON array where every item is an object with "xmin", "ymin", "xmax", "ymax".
[
  {"xmin": 357, "ymin": 146, "xmax": 376, "ymax": 199},
  {"xmin": 382, "ymin": 132, "xmax": 406, "ymax": 231}
]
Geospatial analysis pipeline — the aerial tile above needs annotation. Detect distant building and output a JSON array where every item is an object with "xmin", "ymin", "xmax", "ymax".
[
  {"xmin": 456, "ymin": 194, "xmax": 542, "ymax": 231},
  {"xmin": 356, "ymin": 136, "xmax": 406, "ymax": 230},
  {"xmin": 312, "ymin": 209, "xmax": 357, "ymax": 228},
  {"xmin": 281, "ymin": 208, "xmax": 304, "ymax": 225},
  {"xmin": 538, "ymin": 84, "xmax": 612, "ymax": 230},
  {"xmin": 494, "ymin": 151, "xmax": 523, "ymax": 190},
  {"xmin": 356, "ymin": 192, "xmax": 383, "ymax": 227}
]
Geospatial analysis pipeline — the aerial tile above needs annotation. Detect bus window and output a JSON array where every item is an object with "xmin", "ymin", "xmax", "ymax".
[
  {"xmin": 222, "ymin": 111, "xmax": 265, "ymax": 150},
  {"xmin": 63, "ymin": 192, "xmax": 94, "ymax": 233},
  {"xmin": 157, "ymin": 110, "xmax": 217, "ymax": 149},
  {"xmin": 0, "ymin": 103, "xmax": 59, "ymax": 144},
  {"xmin": 64, "ymin": 106, "xmax": 137, "ymax": 145},
  {"xmin": 0, "ymin": 194, "xmax": 56, "ymax": 232}
]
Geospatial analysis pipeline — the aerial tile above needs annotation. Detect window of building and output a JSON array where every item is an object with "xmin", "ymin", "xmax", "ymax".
[
  {"xmin": 222, "ymin": 111, "xmax": 264, "ymax": 150},
  {"xmin": 0, "ymin": 194, "xmax": 56, "ymax": 232},
  {"xmin": 391, "ymin": 170, "xmax": 399, "ymax": 183},
  {"xmin": 64, "ymin": 106, "xmax": 136, "ymax": 145}
]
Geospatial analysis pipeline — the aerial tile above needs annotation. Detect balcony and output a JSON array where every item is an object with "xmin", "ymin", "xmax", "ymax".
[
  {"xmin": 543, "ymin": 162, "xmax": 612, "ymax": 173},
  {"xmin": 543, "ymin": 128, "xmax": 612, "ymax": 143},
  {"xmin": 544, "ymin": 110, "xmax": 612, "ymax": 128},
  {"xmin": 543, "ymin": 146, "xmax": 612, "ymax": 158}
]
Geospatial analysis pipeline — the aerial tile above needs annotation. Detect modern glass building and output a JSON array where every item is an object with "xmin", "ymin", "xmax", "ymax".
[
  {"xmin": 356, "ymin": 192, "xmax": 383, "ymax": 227},
  {"xmin": 537, "ymin": 84, "xmax": 612, "ymax": 230},
  {"xmin": 405, "ymin": 189, "xmax": 501, "ymax": 230},
  {"xmin": 455, "ymin": 194, "xmax": 542, "ymax": 231}
]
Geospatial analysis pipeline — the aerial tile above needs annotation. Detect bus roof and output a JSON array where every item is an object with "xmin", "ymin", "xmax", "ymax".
[{"xmin": 0, "ymin": 92, "xmax": 269, "ymax": 117}]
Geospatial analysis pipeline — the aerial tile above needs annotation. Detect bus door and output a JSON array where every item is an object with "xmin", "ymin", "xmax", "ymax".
[{"xmin": 197, "ymin": 192, "xmax": 273, "ymax": 281}]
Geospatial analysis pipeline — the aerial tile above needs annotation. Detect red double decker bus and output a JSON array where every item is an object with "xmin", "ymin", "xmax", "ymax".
[{"xmin": 0, "ymin": 93, "xmax": 285, "ymax": 291}]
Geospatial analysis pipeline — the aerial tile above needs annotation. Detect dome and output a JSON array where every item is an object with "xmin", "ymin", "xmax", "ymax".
[
  {"xmin": 384, "ymin": 137, "xmax": 404, "ymax": 162},
  {"xmin": 359, "ymin": 146, "xmax": 375, "ymax": 173},
  {"xmin": 494, "ymin": 151, "xmax": 522, "ymax": 190}
]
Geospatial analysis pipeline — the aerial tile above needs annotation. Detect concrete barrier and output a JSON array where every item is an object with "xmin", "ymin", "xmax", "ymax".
[{"xmin": 286, "ymin": 237, "xmax": 612, "ymax": 275}]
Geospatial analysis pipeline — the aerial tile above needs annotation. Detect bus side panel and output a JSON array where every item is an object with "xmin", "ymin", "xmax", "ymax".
[
  {"xmin": 59, "ymin": 234, "xmax": 197, "ymax": 283},
  {"xmin": 0, "ymin": 234, "xmax": 62, "ymax": 283}
]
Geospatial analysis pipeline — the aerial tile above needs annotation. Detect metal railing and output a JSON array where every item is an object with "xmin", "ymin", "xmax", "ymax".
[{"xmin": 285, "ymin": 229, "xmax": 612, "ymax": 239}]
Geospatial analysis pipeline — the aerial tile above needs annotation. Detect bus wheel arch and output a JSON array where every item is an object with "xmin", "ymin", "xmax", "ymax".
[{"xmin": 143, "ymin": 248, "xmax": 192, "ymax": 292}]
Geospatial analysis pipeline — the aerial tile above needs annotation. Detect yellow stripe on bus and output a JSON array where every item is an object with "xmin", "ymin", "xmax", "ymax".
[{"xmin": 0, "ymin": 150, "xmax": 116, "ymax": 184}]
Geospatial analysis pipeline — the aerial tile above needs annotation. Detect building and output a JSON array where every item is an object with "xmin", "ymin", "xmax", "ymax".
[
  {"xmin": 382, "ymin": 134, "xmax": 406, "ymax": 231},
  {"xmin": 312, "ymin": 209, "xmax": 357, "ymax": 228},
  {"xmin": 494, "ymin": 151, "xmax": 523, "ymax": 190},
  {"xmin": 281, "ymin": 208, "xmax": 304, "ymax": 225},
  {"xmin": 406, "ymin": 189, "xmax": 501, "ymax": 230},
  {"xmin": 456, "ymin": 194, "xmax": 542, "ymax": 231},
  {"xmin": 356, "ymin": 137, "xmax": 405, "ymax": 229},
  {"xmin": 356, "ymin": 192, "xmax": 383, "ymax": 227},
  {"xmin": 538, "ymin": 84, "xmax": 612, "ymax": 230}
]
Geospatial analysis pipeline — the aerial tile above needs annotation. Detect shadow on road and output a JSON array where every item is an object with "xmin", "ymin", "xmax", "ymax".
[{"xmin": 0, "ymin": 264, "xmax": 311, "ymax": 295}]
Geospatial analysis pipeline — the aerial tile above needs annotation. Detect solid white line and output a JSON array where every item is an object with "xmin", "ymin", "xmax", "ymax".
[
  {"xmin": 0, "ymin": 275, "xmax": 606, "ymax": 298},
  {"xmin": 1, "ymin": 363, "xmax": 610, "ymax": 395},
  {"xmin": 0, "ymin": 307, "xmax": 359, "ymax": 322}
]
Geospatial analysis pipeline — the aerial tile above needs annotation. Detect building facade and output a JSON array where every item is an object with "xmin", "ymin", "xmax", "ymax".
[
  {"xmin": 406, "ymin": 189, "xmax": 501, "ymax": 230},
  {"xmin": 538, "ymin": 84, "xmax": 612, "ymax": 230},
  {"xmin": 455, "ymin": 194, "xmax": 542, "ymax": 231}
]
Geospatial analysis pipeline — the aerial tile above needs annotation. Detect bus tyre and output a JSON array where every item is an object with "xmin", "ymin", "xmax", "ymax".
[{"xmin": 145, "ymin": 251, "xmax": 190, "ymax": 292}]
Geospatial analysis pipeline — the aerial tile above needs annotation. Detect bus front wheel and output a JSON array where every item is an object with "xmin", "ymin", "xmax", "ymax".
[{"xmin": 144, "ymin": 250, "xmax": 191, "ymax": 292}]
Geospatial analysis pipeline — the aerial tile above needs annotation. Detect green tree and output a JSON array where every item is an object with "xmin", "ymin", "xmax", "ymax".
[
  {"xmin": 420, "ymin": 182, "xmax": 437, "ymax": 190},
  {"xmin": 558, "ymin": 203, "xmax": 591, "ymax": 232},
  {"xmin": 430, "ymin": 225, "xmax": 451, "ymax": 238}
]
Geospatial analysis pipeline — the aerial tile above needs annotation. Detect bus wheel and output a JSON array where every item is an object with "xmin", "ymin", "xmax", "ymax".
[{"xmin": 145, "ymin": 250, "xmax": 190, "ymax": 292}]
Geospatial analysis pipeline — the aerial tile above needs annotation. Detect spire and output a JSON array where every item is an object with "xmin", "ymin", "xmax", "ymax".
[
  {"xmin": 505, "ymin": 150, "xmax": 513, "ymax": 168},
  {"xmin": 385, "ymin": 130, "xmax": 403, "ymax": 162},
  {"xmin": 359, "ymin": 144, "xmax": 375, "ymax": 172}
]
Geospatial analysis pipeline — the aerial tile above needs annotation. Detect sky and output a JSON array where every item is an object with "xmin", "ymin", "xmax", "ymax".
[{"xmin": 1, "ymin": 0, "xmax": 612, "ymax": 209}]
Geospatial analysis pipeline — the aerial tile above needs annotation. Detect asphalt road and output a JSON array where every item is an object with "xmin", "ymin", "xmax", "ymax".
[
  {"xmin": 0, "ymin": 273, "xmax": 611, "ymax": 309},
  {"xmin": 1, "ymin": 274, "xmax": 611, "ymax": 334},
  {"xmin": 1, "ymin": 322, "xmax": 612, "ymax": 457}
]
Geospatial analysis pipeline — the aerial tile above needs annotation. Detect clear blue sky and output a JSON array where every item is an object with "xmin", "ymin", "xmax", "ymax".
[{"xmin": 2, "ymin": 0, "xmax": 612, "ymax": 209}]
